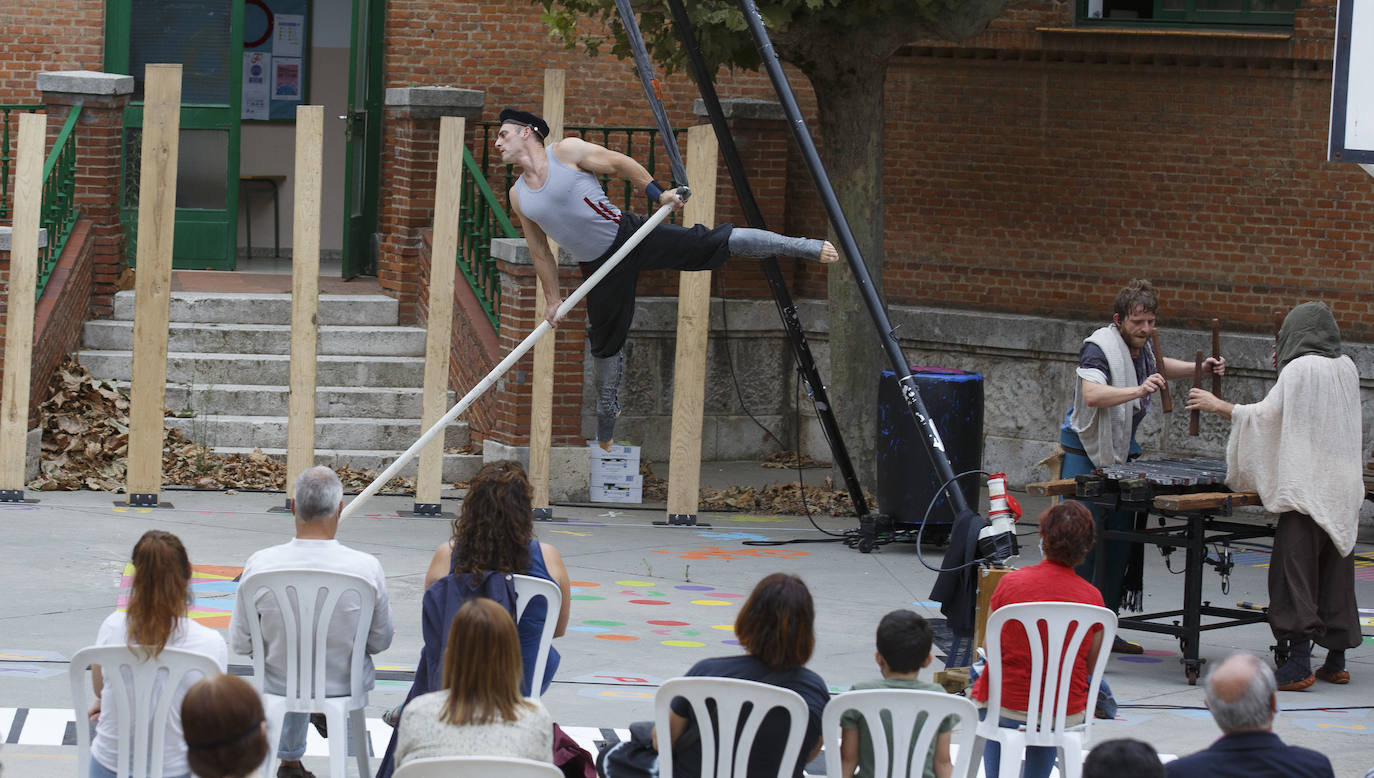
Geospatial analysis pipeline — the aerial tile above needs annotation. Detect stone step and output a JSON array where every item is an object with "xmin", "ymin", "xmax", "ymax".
[
  {"xmin": 110, "ymin": 291, "xmax": 400, "ymax": 326},
  {"xmin": 154, "ymin": 383, "xmax": 452, "ymax": 419},
  {"xmin": 84, "ymin": 320, "xmax": 428, "ymax": 356},
  {"xmin": 165, "ymin": 415, "xmax": 469, "ymax": 451},
  {"xmin": 212, "ymin": 447, "xmax": 485, "ymax": 484},
  {"xmin": 78, "ymin": 350, "xmax": 425, "ymax": 387}
]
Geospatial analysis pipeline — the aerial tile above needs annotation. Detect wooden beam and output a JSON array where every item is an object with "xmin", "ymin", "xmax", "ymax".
[
  {"xmin": 529, "ymin": 69, "xmax": 565, "ymax": 517},
  {"xmin": 1026, "ymin": 478, "xmax": 1077, "ymax": 497},
  {"xmin": 0, "ymin": 113, "xmax": 46, "ymax": 494},
  {"xmin": 416, "ymin": 116, "xmax": 466, "ymax": 511},
  {"xmin": 974, "ymin": 566, "xmax": 1015, "ymax": 657},
  {"xmin": 125, "ymin": 64, "xmax": 182, "ymax": 504},
  {"xmin": 665, "ymin": 125, "xmax": 717, "ymax": 522},
  {"xmin": 1153, "ymin": 491, "xmax": 1261, "ymax": 512},
  {"xmin": 285, "ymin": 105, "xmax": 323, "ymax": 504}
]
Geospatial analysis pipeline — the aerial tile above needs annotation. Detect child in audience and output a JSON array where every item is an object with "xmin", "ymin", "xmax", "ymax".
[
  {"xmin": 182, "ymin": 674, "xmax": 269, "ymax": 778},
  {"xmin": 839, "ymin": 610, "xmax": 956, "ymax": 778}
]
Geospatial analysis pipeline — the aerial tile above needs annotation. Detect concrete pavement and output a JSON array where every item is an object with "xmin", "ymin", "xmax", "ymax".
[{"xmin": 1, "ymin": 471, "xmax": 1370, "ymax": 776}]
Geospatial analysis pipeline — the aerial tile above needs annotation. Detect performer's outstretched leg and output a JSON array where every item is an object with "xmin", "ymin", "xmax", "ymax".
[
  {"xmin": 727, "ymin": 228, "xmax": 838, "ymax": 263},
  {"xmin": 593, "ymin": 351, "xmax": 625, "ymax": 451}
]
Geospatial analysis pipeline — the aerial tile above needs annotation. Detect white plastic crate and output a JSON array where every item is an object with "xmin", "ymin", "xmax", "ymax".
[
  {"xmin": 591, "ymin": 457, "xmax": 639, "ymax": 479},
  {"xmin": 589, "ymin": 473, "xmax": 643, "ymax": 504},
  {"xmin": 588, "ymin": 441, "xmax": 641, "ymax": 463},
  {"xmin": 589, "ymin": 485, "xmax": 644, "ymax": 503}
]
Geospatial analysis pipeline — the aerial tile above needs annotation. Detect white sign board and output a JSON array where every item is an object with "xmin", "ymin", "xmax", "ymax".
[{"xmin": 1329, "ymin": 0, "xmax": 1374, "ymax": 163}]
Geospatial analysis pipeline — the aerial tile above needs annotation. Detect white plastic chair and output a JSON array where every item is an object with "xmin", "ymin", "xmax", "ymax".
[
  {"xmin": 240, "ymin": 569, "xmax": 377, "ymax": 778},
  {"xmin": 69, "ymin": 645, "xmax": 223, "ymax": 778},
  {"xmin": 822, "ymin": 689, "xmax": 979, "ymax": 778},
  {"xmin": 394, "ymin": 755, "xmax": 563, "ymax": 778},
  {"xmin": 511, "ymin": 573, "xmax": 561, "ymax": 699},
  {"xmin": 966, "ymin": 602, "xmax": 1117, "ymax": 778},
  {"xmin": 654, "ymin": 676, "xmax": 811, "ymax": 778}
]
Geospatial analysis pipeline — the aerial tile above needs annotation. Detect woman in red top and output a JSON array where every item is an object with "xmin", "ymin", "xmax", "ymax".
[{"xmin": 970, "ymin": 501, "xmax": 1106, "ymax": 778}]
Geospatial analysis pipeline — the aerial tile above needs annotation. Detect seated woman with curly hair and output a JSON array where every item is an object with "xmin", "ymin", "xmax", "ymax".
[
  {"xmin": 423, "ymin": 460, "xmax": 571, "ymax": 694},
  {"xmin": 969, "ymin": 500, "xmax": 1106, "ymax": 778}
]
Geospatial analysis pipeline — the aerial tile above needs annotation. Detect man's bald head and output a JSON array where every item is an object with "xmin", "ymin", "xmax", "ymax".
[{"xmin": 1204, "ymin": 653, "xmax": 1276, "ymax": 733}]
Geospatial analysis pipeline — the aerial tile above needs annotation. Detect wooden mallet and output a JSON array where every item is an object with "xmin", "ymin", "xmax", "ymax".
[
  {"xmin": 1190, "ymin": 350, "xmax": 1204, "ymax": 436},
  {"xmin": 1150, "ymin": 331, "xmax": 1172, "ymax": 412},
  {"xmin": 1211, "ymin": 318, "xmax": 1222, "ymax": 399}
]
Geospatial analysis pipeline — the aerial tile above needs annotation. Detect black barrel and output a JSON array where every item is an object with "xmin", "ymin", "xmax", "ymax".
[{"xmin": 876, "ymin": 367, "xmax": 984, "ymax": 534}]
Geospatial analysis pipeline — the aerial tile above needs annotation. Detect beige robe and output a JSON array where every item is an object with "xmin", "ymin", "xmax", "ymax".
[{"xmin": 1226, "ymin": 353, "xmax": 1363, "ymax": 556}]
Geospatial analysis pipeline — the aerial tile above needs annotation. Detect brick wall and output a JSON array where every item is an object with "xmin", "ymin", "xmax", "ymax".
[
  {"xmin": 0, "ymin": 219, "xmax": 96, "ymax": 427},
  {"xmin": 0, "ymin": 0, "xmax": 104, "ymax": 104},
  {"xmin": 378, "ymin": 108, "xmax": 442, "ymax": 324},
  {"xmin": 43, "ymin": 93, "xmax": 129, "ymax": 316}
]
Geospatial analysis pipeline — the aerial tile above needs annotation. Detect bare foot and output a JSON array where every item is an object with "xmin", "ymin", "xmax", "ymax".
[
  {"xmin": 818, "ymin": 241, "xmax": 839, "ymax": 263},
  {"xmin": 598, "ymin": 439, "xmax": 613, "ymax": 452}
]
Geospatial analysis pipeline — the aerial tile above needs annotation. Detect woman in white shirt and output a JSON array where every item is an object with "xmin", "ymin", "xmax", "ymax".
[
  {"xmin": 395, "ymin": 598, "xmax": 554, "ymax": 767},
  {"xmin": 87, "ymin": 530, "xmax": 229, "ymax": 778}
]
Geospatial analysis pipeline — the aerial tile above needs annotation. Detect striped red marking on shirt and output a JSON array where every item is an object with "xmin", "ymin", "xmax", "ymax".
[{"xmin": 585, "ymin": 197, "xmax": 621, "ymax": 223}]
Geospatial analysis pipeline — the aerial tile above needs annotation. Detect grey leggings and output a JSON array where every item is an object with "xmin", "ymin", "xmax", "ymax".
[
  {"xmin": 593, "ymin": 350, "xmax": 624, "ymax": 442},
  {"xmin": 727, "ymin": 227, "xmax": 824, "ymax": 260}
]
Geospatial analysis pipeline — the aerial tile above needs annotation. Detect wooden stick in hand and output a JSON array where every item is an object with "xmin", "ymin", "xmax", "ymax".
[
  {"xmin": 1211, "ymin": 318, "xmax": 1222, "ymax": 399},
  {"xmin": 1190, "ymin": 350, "xmax": 1204, "ymax": 436},
  {"xmin": 1150, "ymin": 332, "xmax": 1172, "ymax": 412}
]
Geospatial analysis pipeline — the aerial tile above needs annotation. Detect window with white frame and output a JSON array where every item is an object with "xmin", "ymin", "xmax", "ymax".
[{"xmin": 1081, "ymin": 0, "xmax": 1297, "ymax": 26}]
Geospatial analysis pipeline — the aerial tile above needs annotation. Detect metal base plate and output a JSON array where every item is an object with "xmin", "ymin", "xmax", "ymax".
[{"xmin": 654, "ymin": 513, "xmax": 710, "ymax": 527}]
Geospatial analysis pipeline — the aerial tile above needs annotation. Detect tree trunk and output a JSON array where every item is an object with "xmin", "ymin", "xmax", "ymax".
[{"xmin": 802, "ymin": 54, "xmax": 889, "ymax": 496}]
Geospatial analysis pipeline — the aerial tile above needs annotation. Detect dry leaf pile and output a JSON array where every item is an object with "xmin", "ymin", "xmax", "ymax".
[
  {"xmin": 759, "ymin": 450, "xmax": 829, "ymax": 469},
  {"xmin": 28, "ymin": 359, "xmax": 415, "ymax": 494},
  {"xmin": 697, "ymin": 482, "xmax": 872, "ymax": 516},
  {"xmin": 636, "ymin": 458, "xmax": 866, "ymax": 516}
]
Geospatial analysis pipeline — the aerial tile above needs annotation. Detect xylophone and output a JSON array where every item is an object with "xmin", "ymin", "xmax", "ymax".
[{"xmin": 1028, "ymin": 457, "xmax": 1272, "ymax": 684}]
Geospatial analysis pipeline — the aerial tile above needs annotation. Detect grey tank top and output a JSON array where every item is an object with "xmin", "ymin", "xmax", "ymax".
[{"xmin": 512, "ymin": 150, "xmax": 622, "ymax": 263}]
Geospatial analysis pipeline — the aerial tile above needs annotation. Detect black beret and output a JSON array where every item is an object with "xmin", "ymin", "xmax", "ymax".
[{"xmin": 498, "ymin": 108, "xmax": 549, "ymax": 140}]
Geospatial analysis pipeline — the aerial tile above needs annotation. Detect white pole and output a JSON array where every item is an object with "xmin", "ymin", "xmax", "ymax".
[{"xmin": 341, "ymin": 193, "xmax": 686, "ymax": 518}]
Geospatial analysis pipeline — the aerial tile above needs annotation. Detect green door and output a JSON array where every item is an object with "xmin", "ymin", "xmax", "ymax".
[
  {"xmin": 106, "ymin": 0, "xmax": 243, "ymax": 269},
  {"xmin": 341, "ymin": 0, "xmax": 384, "ymax": 278}
]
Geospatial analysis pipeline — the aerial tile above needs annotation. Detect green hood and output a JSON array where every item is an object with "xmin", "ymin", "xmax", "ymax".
[{"xmin": 1277, "ymin": 301, "xmax": 1342, "ymax": 370}]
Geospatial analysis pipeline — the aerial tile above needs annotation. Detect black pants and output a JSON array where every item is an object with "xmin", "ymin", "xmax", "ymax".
[
  {"xmin": 580, "ymin": 212, "xmax": 733, "ymax": 358},
  {"xmin": 1269, "ymin": 510, "xmax": 1361, "ymax": 650}
]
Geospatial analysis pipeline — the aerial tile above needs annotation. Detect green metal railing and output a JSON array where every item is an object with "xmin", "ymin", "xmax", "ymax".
[
  {"xmin": 1, "ymin": 104, "xmax": 44, "ymax": 220},
  {"xmin": 459, "ymin": 145, "xmax": 519, "ymax": 330},
  {"xmin": 2, "ymin": 104, "xmax": 81, "ymax": 300},
  {"xmin": 38, "ymin": 106, "xmax": 82, "ymax": 297},
  {"xmin": 462, "ymin": 121, "xmax": 687, "ymax": 330}
]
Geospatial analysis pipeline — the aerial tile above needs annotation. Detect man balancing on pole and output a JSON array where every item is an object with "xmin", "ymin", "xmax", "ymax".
[{"xmin": 495, "ymin": 108, "xmax": 838, "ymax": 451}]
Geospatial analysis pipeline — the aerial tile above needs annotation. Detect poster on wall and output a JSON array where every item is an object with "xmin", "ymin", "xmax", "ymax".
[
  {"xmin": 273, "ymin": 59, "xmax": 301, "ymax": 100},
  {"xmin": 243, "ymin": 51, "xmax": 270, "ymax": 120},
  {"xmin": 241, "ymin": 0, "xmax": 309, "ymax": 120}
]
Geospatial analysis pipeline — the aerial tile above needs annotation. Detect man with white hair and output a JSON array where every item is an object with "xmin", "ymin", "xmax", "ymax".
[
  {"xmin": 229, "ymin": 466, "xmax": 394, "ymax": 778},
  {"xmin": 1165, "ymin": 653, "xmax": 1333, "ymax": 777}
]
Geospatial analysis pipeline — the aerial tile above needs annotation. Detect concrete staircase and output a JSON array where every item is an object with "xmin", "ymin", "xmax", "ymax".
[{"xmin": 80, "ymin": 291, "xmax": 484, "ymax": 482}]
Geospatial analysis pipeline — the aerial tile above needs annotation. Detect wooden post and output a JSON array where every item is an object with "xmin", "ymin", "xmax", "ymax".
[
  {"xmin": 285, "ymin": 105, "xmax": 323, "ymax": 508},
  {"xmin": 0, "ymin": 113, "xmax": 46, "ymax": 500},
  {"xmin": 529, "ymin": 69, "xmax": 565, "ymax": 520},
  {"xmin": 125, "ymin": 64, "xmax": 182, "ymax": 506},
  {"xmin": 414, "ymin": 116, "xmax": 465, "ymax": 516},
  {"xmin": 1189, "ymin": 350, "xmax": 1204, "ymax": 436},
  {"xmin": 973, "ymin": 566, "xmax": 1014, "ymax": 656},
  {"xmin": 664, "ymin": 125, "xmax": 717, "ymax": 526}
]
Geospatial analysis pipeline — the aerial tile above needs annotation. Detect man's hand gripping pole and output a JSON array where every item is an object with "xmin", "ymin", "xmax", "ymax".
[{"xmin": 341, "ymin": 191, "xmax": 687, "ymax": 519}]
